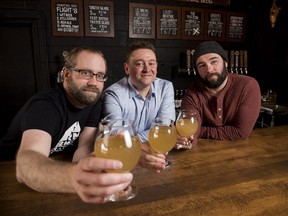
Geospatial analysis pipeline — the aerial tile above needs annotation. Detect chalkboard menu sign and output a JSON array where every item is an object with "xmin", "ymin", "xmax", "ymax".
[
  {"xmin": 182, "ymin": 7, "xmax": 204, "ymax": 40},
  {"xmin": 51, "ymin": 0, "xmax": 84, "ymax": 36},
  {"xmin": 226, "ymin": 12, "xmax": 246, "ymax": 42},
  {"xmin": 84, "ymin": 0, "xmax": 114, "ymax": 37},
  {"xmin": 129, "ymin": 3, "xmax": 155, "ymax": 39},
  {"xmin": 157, "ymin": 6, "xmax": 181, "ymax": 39},
  {"xmin": 204, "ymin": 9, "xmax": 226, "ymax": 41},
  {"xmin": 158, "ymin": 0, "xmax": 230, "ymax": 6}
]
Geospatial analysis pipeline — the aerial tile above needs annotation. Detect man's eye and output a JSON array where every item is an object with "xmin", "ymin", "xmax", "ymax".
[
  {"xmin": 136, "ymin": 62, "xmax": 144, "ymax": 67},
  {"xmin": 82, "ymin": 71, "xmax": 90, "ymax": 75},
  {"xmin": 198, "ymin": 64, "xmax": 205, "ymax": 68}
]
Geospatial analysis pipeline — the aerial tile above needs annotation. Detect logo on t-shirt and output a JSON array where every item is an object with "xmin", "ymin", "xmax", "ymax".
[{"xmin": 50, "ymin": 122, "xmax": 81, "ymax": 155}]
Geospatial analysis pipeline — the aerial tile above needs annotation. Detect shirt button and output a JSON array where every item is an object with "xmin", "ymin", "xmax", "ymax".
[{"xmin": 219, "ymin": 115, "xmax": 222, "ymax": 119}]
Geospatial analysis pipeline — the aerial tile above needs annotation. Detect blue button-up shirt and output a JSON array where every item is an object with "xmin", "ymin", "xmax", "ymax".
[{"xmin": 102, "ymin": 77, "xmax": 176, "ymax": 142}]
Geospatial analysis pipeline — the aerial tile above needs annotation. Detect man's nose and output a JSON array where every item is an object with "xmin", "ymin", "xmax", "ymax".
[
  {"xmin": 143, "ymin": 63, "xmax": 151, "ymax": 71},
  {"xmin": 206, "ymin": 63, "xmax": 214, "ymax": 73},
  {"xmin": 87, "ymin": 75, "xmax": 99, "ymax": 85}
]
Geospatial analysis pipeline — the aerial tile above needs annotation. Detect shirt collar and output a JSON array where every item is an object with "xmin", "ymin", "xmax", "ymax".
[
  {"xmin": 127, "ymin": 77, "xmax": 155, "ymax": 100},
  {"xmin": 214, "ymin": 73, "xmax": 231, "ymax": 99}
]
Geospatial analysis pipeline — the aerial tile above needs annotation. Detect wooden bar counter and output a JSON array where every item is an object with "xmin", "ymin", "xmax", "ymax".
[{"xmin": 1, "ymin": 126, "xmax": 288, "ymax": 216}]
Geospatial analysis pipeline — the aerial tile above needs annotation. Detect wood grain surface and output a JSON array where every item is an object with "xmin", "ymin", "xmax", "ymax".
[{"xmin": 0, "ymin": 126, "xmax": 288, "ymax": 216}]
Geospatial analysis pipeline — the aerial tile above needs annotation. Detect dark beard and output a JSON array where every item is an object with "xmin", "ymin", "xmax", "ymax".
[
  {"xmin": 202, "ymin": 66, "xmax": 228, "ymax": 89},
  {"xmin": 66, "ymin": 76, "xmax": 101, "ymax": 105}
]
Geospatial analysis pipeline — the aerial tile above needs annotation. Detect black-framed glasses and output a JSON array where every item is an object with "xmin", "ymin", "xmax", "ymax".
[{"xmin": 69, "ymin": 68, "xmax": 108, "ymax": 82}]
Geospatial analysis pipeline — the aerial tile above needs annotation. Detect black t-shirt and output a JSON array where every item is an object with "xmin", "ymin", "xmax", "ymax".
[{"xmin": 0, "ymin": 86, "xmax": 102, "ymax": 160}]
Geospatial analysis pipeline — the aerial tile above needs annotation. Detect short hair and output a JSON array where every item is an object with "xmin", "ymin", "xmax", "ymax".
[
  {"xmin": 125, "ymin": 41, "xmax": 157, "ymax": 62},
  {"xmin": 63, "ymin": 46, "xmax": 107, "ymax": 72}
]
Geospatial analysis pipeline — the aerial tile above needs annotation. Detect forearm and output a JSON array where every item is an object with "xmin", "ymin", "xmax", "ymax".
[
  {"xmin": 138, "ymin": 141, "xmax": 166, "ymax": 172},
  {"xmin": 200, "ymin": 86, "xmax": 261, "ymax": 140},
  {"xmin": 16, "ymin": 150, "xmax": 76, "ymax": 193},
  {"xmin": 200, "ymin": 124, "xmax": 252, "ymax": 140},
  {"xmin": 73, "ymin": 127, "xmax": 96, "ymax": 162},
  {"xmin": 73, "ymin": 145, "xmax": 92, "ymax": 162}
]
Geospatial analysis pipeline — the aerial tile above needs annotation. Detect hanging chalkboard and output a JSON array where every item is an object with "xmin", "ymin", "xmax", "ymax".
[
  {"xmin": 182, "ymin": 7, "xmax": 204, "ymax": 40},
  {"xmin": 157, "ymin": 6, "xmax": 181, "ymax": 39},
  {"xmin": 129, "ymin": 3, "xmax": 155, "ymax": 39},
  {"xmin": 84, "ymin": 0, "xmax": 114, "ymax": 37},
  {"xmin": 157, "ymin": 0, "xmax": 230, "ymax": 6},
  {"xmin": 226, "ymin": 12, "xmax": 246, "ymax": 42},
  {"xmin": 204, "ymin": 9, "xmax": 226, "ymax": 41},
  {"xmin": 51, "ymin": 0, "xmax": 84, "ymax": 36}
]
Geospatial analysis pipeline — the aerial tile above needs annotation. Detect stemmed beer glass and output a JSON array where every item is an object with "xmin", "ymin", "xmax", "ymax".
[
  {"xmin": 175, "ymin": 109, "xmax": 199, "ymax": 149},
  {"xmin": 94, "ymin": 119, "xmax": 142, "ymax": 202},
  {"xmin": 148, "ymin": 118, "xmax": 177, "ymax": 168}
]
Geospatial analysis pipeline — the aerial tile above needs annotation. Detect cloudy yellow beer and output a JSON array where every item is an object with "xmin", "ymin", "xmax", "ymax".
[
  {"xmin": 176, "ymin": 119, "xmax": 198, "ymax": 137},
  {"xmin": 148, "ymin": 125, "xmax": 177, "ymax": 153},
  {"xmin": 94, "ymin": 135, "xmax": 141, "ymax": 173}
]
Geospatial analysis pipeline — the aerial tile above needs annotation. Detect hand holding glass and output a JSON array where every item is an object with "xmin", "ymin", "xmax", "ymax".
[
  {"xmin": 148, "ymin": 118, "xmax": 177, "ymax": 167},
  {"xmin": 94, "ymin": 119, "xmax": 141, "ymax": 202},
  {"xmin": 176, "ymin": 109, "xmax": 199, "ymax": 149}
]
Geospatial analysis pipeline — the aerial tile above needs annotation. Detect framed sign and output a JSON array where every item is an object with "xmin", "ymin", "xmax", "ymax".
[
  {"xmin": 157, "ymin": 5, "xmax": 181, "ymax": 39},
  {"xmin": 182, "ymin": 7, "xmax": 204, "ymax": 40},
  {"xmin": 129, "ymin": 3, "xmax": 155, "ymax": 39},
  {"xmin": 204, "ymin": 9, "xmax": 226, "ymax": 41},
  {"xmin": 157, "ymin": 0, "xmax": 230, "ymax": 6},
  {"xmin": 84, "ymin": 0, "xmax": 114, "ymax": 37},
  {"xmin": 51, "ymin": 0, "xmax": 84, "ymax": 36},
  {"xmin": 226, "ymin": 12, "xmax": 246, "ymax": 42}
]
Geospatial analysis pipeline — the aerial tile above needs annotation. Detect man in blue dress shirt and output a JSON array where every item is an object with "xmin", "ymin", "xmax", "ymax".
[{"xmin": 102, "ymin": 41, "xmax": 176, "ymax": 172}]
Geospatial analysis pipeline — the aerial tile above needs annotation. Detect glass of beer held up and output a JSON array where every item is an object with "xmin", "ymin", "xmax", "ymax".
[{"xmin": 94, "ymin": 119, "xmax": 141, "ymax": 202}]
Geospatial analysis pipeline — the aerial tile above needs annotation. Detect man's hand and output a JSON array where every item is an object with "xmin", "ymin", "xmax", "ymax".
[
  {"xmin": 72, "ymin": 157, "xmax": 133, "ymax": 203},
  {"xmin": 175, "ymin": 135, "xmax": 194, "ymax": 150},
  {"xmin": 138, "ymin": 142, "xmax": 166, "ymax": 173}
]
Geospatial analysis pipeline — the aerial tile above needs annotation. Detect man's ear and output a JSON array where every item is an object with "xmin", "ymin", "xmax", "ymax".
[
  {"xmin": 62, "ymin": 67, "xmax": 71, "ymax": 79},
  {"xmin": 124, "ymin": 62, "xmax": 129, "ymax": 75},
  {"xmin": 57, "ymin": 67, "xmax": 70, "ymax": 83},
  {"xmin": 57, "ymin": 69, "xmax": 64, "ymax": 83}
]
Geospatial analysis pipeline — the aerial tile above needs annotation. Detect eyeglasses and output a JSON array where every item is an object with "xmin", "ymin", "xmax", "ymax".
[{"xmin": 69, "ymin": 68, "xmax": 108, "ymax": 82}]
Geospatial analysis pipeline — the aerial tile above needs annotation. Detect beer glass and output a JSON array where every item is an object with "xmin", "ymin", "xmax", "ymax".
[
  {"xmin": 94, "ymin": 119, "xmax": 141, "ymax": 201},
  {"xmin": 175, "ymin": 109, "xmax": 199, "ymax": 149},
  {"xmin": 148, "ymin": 118, "xmax": 177, "ymax": 168}
]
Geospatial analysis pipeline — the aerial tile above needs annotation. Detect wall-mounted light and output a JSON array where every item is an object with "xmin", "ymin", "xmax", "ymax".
[{"xmin": 270, "ymin": 0, "xmax": 281, "ymax": 28}]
